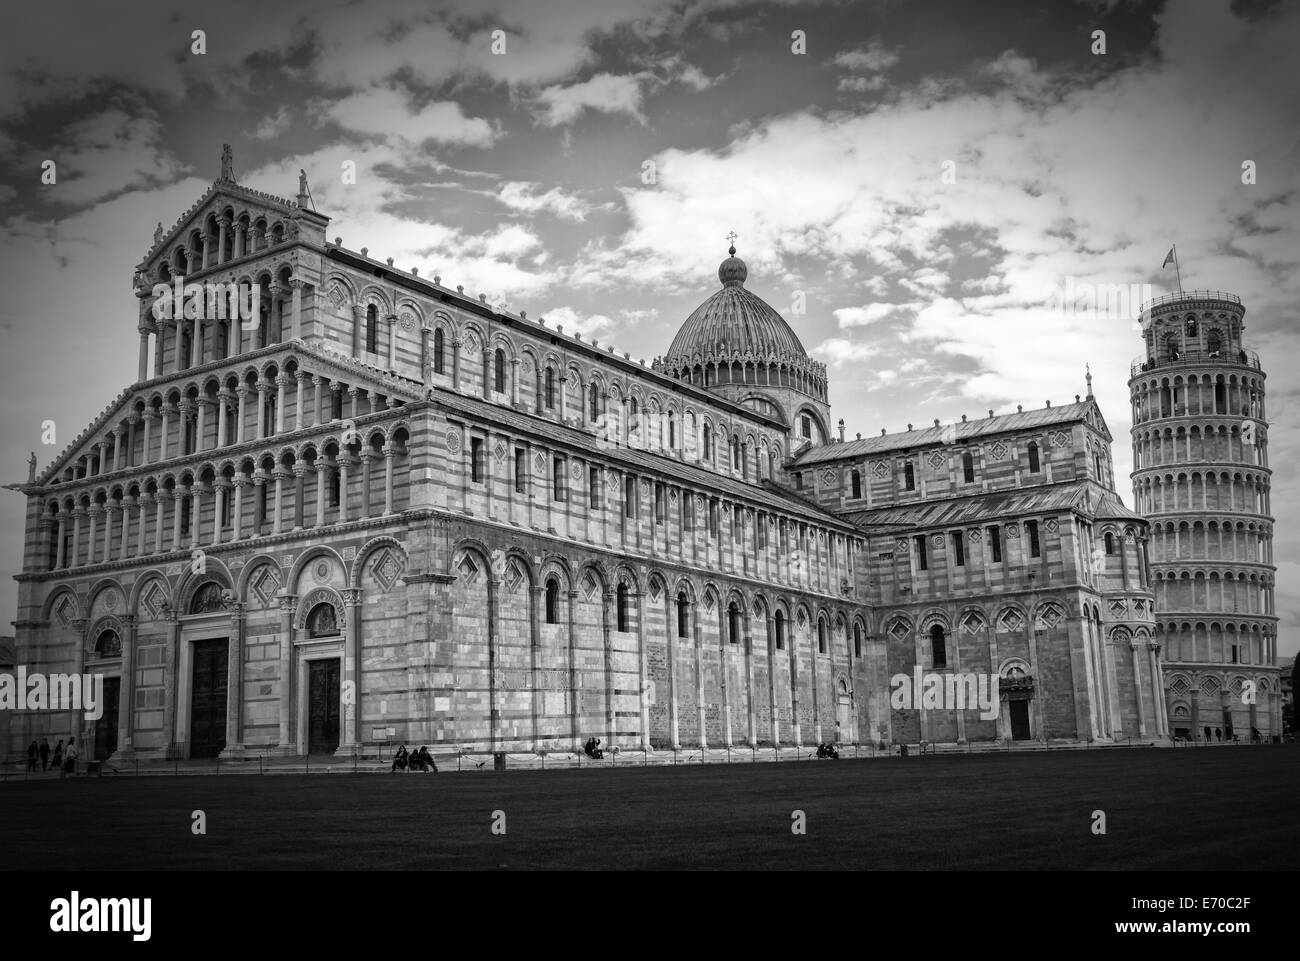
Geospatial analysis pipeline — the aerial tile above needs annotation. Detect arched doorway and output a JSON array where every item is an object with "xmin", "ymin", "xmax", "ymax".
[{"xmin": 304, "ymin": 601, "xmax": 341, "ymax": 755}]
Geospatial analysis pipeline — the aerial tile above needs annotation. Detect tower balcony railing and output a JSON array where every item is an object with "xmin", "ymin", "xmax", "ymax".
[
  {"xmin": 1139, "ymin": 289, "xmax": 1242, "ymax": 313},
  {"xmin": 1131, "ymin": 347, "xmax": 1261, "ymax": 377}
]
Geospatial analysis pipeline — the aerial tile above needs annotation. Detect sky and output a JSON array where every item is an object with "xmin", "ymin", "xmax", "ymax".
[{"xmin": 0, "ymin": 0, "xmax": 1296, "ymax": 656}]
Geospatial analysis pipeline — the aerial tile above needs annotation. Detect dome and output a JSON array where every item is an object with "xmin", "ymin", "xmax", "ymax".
[{"xmin": 664, "ymin": 247, "xmax": 808, "ymax": 366}]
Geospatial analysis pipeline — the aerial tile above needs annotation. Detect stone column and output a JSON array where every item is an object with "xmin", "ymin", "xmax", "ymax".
[
  {"xmin": 273, "ymin": 470, "xmax": 286, "ymax": 534},
  {"xmin": 55, "ymin": 512, "xmax": 68, "ymax": 568},
  {"xmin": 350, "ymin": 306, "xmax": 362, "ymax": 357},
  {"xmin": 118, "ymin": 496, "xmax": 134, "ymax": 562},
  {"xmin": 275, "ymin": 374, "xmax": 288, "ymax": 435},
  {"xmin": 230, "ymin": 478, "xmax": 245, "ymax": 541},
  {"xmin": 482, "ymin": 348, "xmax": 492, "ymax": 400},
  {"xmin": 162, "ymin": 609, "xmax": 182, "ymax": 759},
  {"xmin": 289, "ymin": 278, "xmax": 303, "ymax": 341},
  {"xmin": 220, "ymin": 603, "xmax": 246, "ymax": 759},
  {"xmin": 140, "ymin": 409, "xmax": 155, "ymax": 466},
  {"xmin": 136, "ymin": 493, "xmax": 150, "ymax": 556},
  {"xmin": 311, "ymin": 376, "xmax": 323, "ymax": 429},
  {"xmin": 337, "ymin": 459, "xmax": 349, "ymax": 524},
  {"xmin": 292, "ymin": 465, "xmax": 306, "ymax": 530},
  {"xmin": 70, "ymin": 508, "xmax": 84, "ymax": 567},
  {"xmin": 339, "ymin": 589, "xmax": 363, "ymax": 755},
  {"xmin": 234, "ymin": 223, "xmax": 246, "ymax": 259},
  {"xmin": 383, "ymin": 446, "xmax": 395, "ymax": 515},
  {"xmin": 212, "ymin": 483, "xmax": 227, "ymax": 545},
  {"xmin": 217, "ymin": 216, "xmax": 230, "ymax": 263},
  {"xmin": 767, "ymin": 615, "xmax": 779, "ymax": 745},
  {"xmin": 188, "ymin": 485, "xmax": 202, "ymax": 549},
  {"xmin": 216, "ymin": 391, "xmax": 230, "ymax": 447},
  {"xmin": 359, "ymin": 451, "xmax": 372, "ymax": 518},
  {"xmin": 153, "ymin": 495, "xmax": 166, "ymax": 554},
  {"xmin": 234, "ymin": 386, "xmax": 248, "ymax": 445},
  {"xmin": 256, "ymin": 383, "xmax": 269, "ymax": 439},
  {"xmin": 115, "ymin": 614, "xmax": 137, "ymax": 759},
  {"xmin": 1130, "ymin": 639, "xmax": 1147, "ymax": 736},
  {"xmin": 195, "ymin": 399, "xmax": 209, "ymax": 454},
  {"xmin": 452, "ymin": 339, "xmax": 461, "ymax": 391},
  {"xmin": 601, "ymin": 591, "xmax": 614, "ymax": 748},
  {"xmin": 692, "ymin": 600, "xmax": 706, "ymax": 749},
  {"xmin": 386, "ymin": 314, "xmax": 397, "ymax": 369},
  {"xmin": 315, "ymin": 463, "xmax": 328, "ymax": 527},
  {"xmin": 277, "ymin": 594, "xmax": 297, "ymax": 755},
  {"xmin": 137, "ymin": 328, "xmax": 151, "ymax": 382},
  {"xmin": 295, "ymin": 371, "xmax": 308, "ymax": 432}
]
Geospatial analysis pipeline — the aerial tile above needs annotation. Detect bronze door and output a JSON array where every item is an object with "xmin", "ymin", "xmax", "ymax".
[
  {"xmin": 308, "ymin": 658, "xmax": 340, "ymax": 754},
  {"xmin": 94, "ymin": 677, "xmax": 120, "ymax": 760},
  {"xmin": 190, "ymin": 639, "xmax": 228, "ymax": 758},
  {"xmin": 1009, "ymin": 699, "xmax": 1031, "ymax": 740}
]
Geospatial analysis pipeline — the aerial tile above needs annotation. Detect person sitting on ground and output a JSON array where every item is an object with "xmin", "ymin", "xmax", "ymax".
[
  {"xmin": 391, "ymin": 744, "xmax": 409, "ymax": 773},
  {"xmin": 593, "ymin": 738, "xmax": 604, "ymax": 759},
  {"xmin": 584, "ymin": 737, "xmax": 598, "ymax": 758},
  {"xmin": 418, "ymin": 746, "xmax": 437, "ymax": 772}
]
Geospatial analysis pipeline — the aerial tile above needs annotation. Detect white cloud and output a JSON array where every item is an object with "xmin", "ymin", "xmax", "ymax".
[
  {"xmin": 834, "ymin": 302, "xmax": 921, "ymax": 328},
  {"xmin": 496, "ymin": 181, "xmax": 593, "ymax": 221},
  {"xmin": 831, "ymin": 41, "xmax": 901, "ymax": 74},
  {"xmin": 533, "ymin": 72, "xmax": 647, "ymax": 126},
  {"xmin": 322, "ymin": 88, "xmax": 498, "ymax": 147}
]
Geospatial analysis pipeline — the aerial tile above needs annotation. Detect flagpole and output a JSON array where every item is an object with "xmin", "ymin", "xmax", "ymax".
[{"xmin": 1172, "ymin": 244, "xmax": 1183, "ymax": 293}]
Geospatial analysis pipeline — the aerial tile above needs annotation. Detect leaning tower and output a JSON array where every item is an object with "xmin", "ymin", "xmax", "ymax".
[{"xmin": 1129, "ymin": 290, "xmax": 1281, "ymax": 742}]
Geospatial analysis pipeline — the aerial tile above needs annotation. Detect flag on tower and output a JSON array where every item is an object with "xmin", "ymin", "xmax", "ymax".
[{"xmin": 1162, "ymin": 247, "xmax": 1175, "ymax": 268}]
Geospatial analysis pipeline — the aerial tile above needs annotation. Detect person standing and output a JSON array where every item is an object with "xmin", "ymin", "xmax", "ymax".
[
  {"xmin": 39, "ymin": 738, "xmax": 50, "ymax": 772},
  {"xmin": 26, "ymin": 741, "xmax": 38, "ymax": 773},
  {"xmin": 51, "ymin": 739, "xmax": 64, "ymax": 771},
  {"xmin": 63, "ymin": 737, "xmax": 79, "ymax": 776}
]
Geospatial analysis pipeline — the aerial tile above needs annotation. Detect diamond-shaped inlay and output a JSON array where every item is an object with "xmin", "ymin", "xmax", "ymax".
[
  {"xmin": 142, "ymin": 581, "xmax": 168, "ymax": 619},
  {"xmin": 649, "ymin": 581, "xmax": 662, "ymax": 602},
  {"xmin": 1170, "ymin": 677, "xmax": 1191, "ymax": 696},
  {"xmin": 960, "ymin": 612, "xmax": 985, "ymax": 634},
  {"xmin": 968, "ymin": 528, "xmax": 981, "ymax": 543},
  {"xmin": 669, "ymin": 489, "xmax": 678, "ymax": 504},
  {"xmin": 998, "ymin": 609, "xmax": 1024, "ymax": 633},
  {"xmin": 872, "ymin": 460, "xmax": 888, "ymax": 478},
  {"xmin": 54, "ymin": 594, "xmax": 75, "ymax": 628},
  {"xmin": 1201, "ymin": 677, "xmax": 1220, "ymax": 696},
  {"xmin": 1109, "ymin": 600, "xmax": 1127, "ymax": 618},
  {"xmin": 888, "ymin": 618, "xmax": 910, "ymax": 640},
  {"xmin": 1036, "ymin": 603, "xmax": 1063, "ymax": 629},
  {"xmin": 1052, "ymin": 431, "xmax": 1069, "ymax": 447},
  {"xmin": 704, "ymin": 592, "xmax": 716, "ymax": 613},
  {"xmin": 250, "ymin": 566, "xmax": 280, "ymax": 606},
  {"xmin": 583, "ymin": 572, "xmax": 598, "ymax": 602},
  {"xmin": 894, "ymin": 538, "xmax": 908, "ymax": 552},
  {"xmin": 1134, "ymin": 599, "xmax": 1146, "ymax": 615},
  {"xmin": 928, "ymin": 451, "xmax": 945, "ymax": 470},
  {"xmin": 1044, "ymin": 517, "xmax": 1059, "ymax": 533},
  {"xmin": 457, "ymin": 553, "xmax": 480, "ymax": 583},
  {"xmin": 494, "ymin": 440, "xmax": 506, "ymax": 461},
  {"xmin": 505, "ymin": 560, "xmax": 524, "ymax": 595},
  {"xmin": 607, "ymin": 473, "xmax": 619, "ymax": 491},
  {"xmin": 534, "ymin": 453, "xmax": 547, "ymax": 472},
  {"xmin": 372, "ymin": 550, "xmax": 403, "ymax": 592},
  {"xmin": 822, "ymin": 468, "xmax": 836, "ymax": 486},
  {"xmin": 990, "ymin": 441, "xmax": 1008, "ymax": 459},
  {"xmin": 328, "ymin": 282, "xmax": 348, "ymax": 308}
]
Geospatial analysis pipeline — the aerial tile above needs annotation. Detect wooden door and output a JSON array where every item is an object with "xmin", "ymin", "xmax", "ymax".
[
  {"xmin": 308, "ymin": 658, "xmax": 340, "ymax": 754},
  {"xmin": 190, "ymin": 639, "xmax": 228, "ymax": 758}
]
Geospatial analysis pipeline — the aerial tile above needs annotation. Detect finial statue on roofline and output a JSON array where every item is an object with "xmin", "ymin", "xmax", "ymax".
[
  {"xmin": 220, "ymin": 143, "xmax": 234, "ymax": 182},
  {"xmin": 1085, "ymin": 362, "xmax": 1094, "ymax": 398},
  {"xmin": 28, "ymin": 451, "xmax": 37, "ymax": 483}
]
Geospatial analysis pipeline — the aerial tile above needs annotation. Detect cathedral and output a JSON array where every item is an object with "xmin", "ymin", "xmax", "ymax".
[{"xmin": 1, "ymin": 150, "xmax": 1277, "ymax": 763}]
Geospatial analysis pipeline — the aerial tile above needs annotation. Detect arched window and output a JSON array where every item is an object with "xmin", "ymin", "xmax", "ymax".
[
  {"xmin": 962, "ymin": 451, "xmax": 975, "ymax": 483},
  {"xmin": 189, "ymin": 581, "xmax": 224, "ymax": 614},
  {"xmin": 668, "ymin": 412, "xmax": 676, "ymax": 448},
  {"xmin": 904, "ymin": 462, "xmax": 915, "ymax": 491},
  {"xmin": 1186, "ymin": 317, "xmax": 1198, "ymax": 338},
  {"xmin": 432, "ymin": 328, "xmax": 445, "ymax": 374},
  {"xmin": 1206, "ymin": 330, "xmax": 1222, "ymax": 355},
  {"xmin": 616, "ymin": 583, "xmax": 630, "ymax": 632},
  {"xmin": 545, "ymin": 577, "xmax": 560, "ymax": 624},
  {"xmin": 1027, "ymin": 441, "xmax": 1040, "ymax": 473},
  {"xmin": 365, "ymin": 305, "xmax": 378, "ymax": 354},
  {"xmin": 494, "ymin": 348, "xmax": 505, "ymax": 393},
  {"xmin": 677, "ymin": 591, "xmax": 689, "ymax": 638},
  {"xmin": 589, "ymin": 383, "xmax": 599, "ymax": 422},
  {"xmin": 1104, "ymin": 531, "xmax": 1115, "ymax": 555},
  {"xmin": 95, "ymin": 629, "xmax": 121, "ymax": 658},
  {"xmin": 307, "ymin": 601, "xmax": 339, "ymax": 638},
  {"xmin": 731, "ymin": 436, "xmax": 740, "ymax": 469},
  {"xmin": 727, "ymin": 602, "xmax": 740, "ymax": 645},
  {"xmin": 544, "ymin": 368, "xmax": 555, "ymax": 409},
  {"xmin": 817, "ymin": 618, "xmax": 827, "ymax": 654},
  {"xmin": 853, "ymin": 623, "xmax": 861, "ymax": 658},
  {"xmin": 930, "ymin": 624, "xmax": 947, "ymax": 669},
  {"xmin": 851, "ymin": 470, "xmax": 862, "ymax": 499},
  {"xmin": 703, "ymin": 424, "xmax": 713, "ymax": 460},
  {"xmin": 774, "ymin": 609, "xmax": 786, "ymax": 650}
]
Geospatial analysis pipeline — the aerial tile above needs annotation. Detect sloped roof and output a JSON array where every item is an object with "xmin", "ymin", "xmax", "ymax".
[
  {"xmin": 426, "ymin": 388, "xmax": 856, "ymax": 529},
  {"xmin": 840, "ymin": 481, "xmax": 1139, "ymax": 530},
  {"xmin": 793, "ymin": 400, "xmax": 1108, "ymax": 466}
]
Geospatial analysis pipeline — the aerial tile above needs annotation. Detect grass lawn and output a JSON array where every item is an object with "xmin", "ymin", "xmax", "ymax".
[{"xmin": 1, "ymin": 748, "xmax": 1296, "ymax": 870}]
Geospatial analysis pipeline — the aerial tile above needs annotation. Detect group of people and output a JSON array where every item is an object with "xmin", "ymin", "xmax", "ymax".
[
  {"xmin": 391, "ymin": 745, "xmax": 437, "ymax": 772},
  {"xmin": 583, "ymin": 737, "xmax": 604, "ymax": 759},
  {"xmin": 25, "ymin": 738, "xmax": 79, "ymax": 775},
  {"xmin": 815, "ymin": 742, "xmax": 840, "ymax": 759}
]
